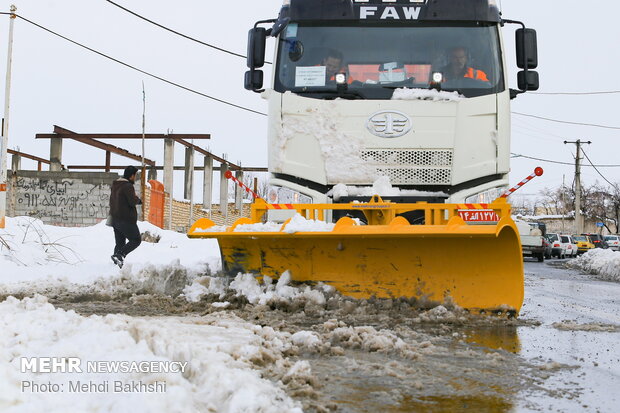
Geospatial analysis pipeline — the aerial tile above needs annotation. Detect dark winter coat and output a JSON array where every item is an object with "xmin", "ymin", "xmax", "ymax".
[{"xmin": 109, "ymin": 178, "xmax": 141, "ymax": 224}]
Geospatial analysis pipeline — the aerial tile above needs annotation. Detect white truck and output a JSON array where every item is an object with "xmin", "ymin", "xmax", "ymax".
[
  {"xmin": 515, "ymin": 220, "xmax": 546, "ymax": 262},
  {"xmin": 245, "ymin": 0, "xmax": 538, "ymax": 218}
]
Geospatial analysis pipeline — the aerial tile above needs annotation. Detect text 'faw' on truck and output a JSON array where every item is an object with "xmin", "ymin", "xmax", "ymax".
[{"xmin": 189, "ymin": 0, "xmax": 540, "ymax": 314}]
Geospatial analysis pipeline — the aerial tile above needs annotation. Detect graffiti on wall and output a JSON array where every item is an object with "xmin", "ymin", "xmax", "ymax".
[{"xmin": 12, "ymin": 176, "xmax": 111, "ymax": 224}]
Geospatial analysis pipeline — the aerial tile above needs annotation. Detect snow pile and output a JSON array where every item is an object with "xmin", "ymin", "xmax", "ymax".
[
  {"xmin": 0, "ymin": 295, "xmax": 302, "ymax": 413},
  {"xmin": 0, "ymin": 217, "xmax": 220, "ymax": 296},
  {"xmin": 182, "ymin": 275, "xmax": 228, "ymax": 303},
  {"xmin": 283, "ymin": 214, "xmax": 335, "ymax": 234},
  {"xmin": 183, "ymin": 272, "xmax": 337, "ymax": 308},
  {"xmin": 391, "ymin": 88, "xmax": 463, "ymax": 101},
  {"xmin": 329, "ymin": 176, "xmax": 447, "ymax": 201},
  {"xmin": 281, "ymin": 319, "xmax": 441, "ymax": 360},
  {"xmin": 568, "ymin": 249, "xmax": 620, "ymax": 282},
  {"xmin": 233, "ymin": 221, "xmax": 282, "ymax": 233},
  {"xmin": 192, "ymin": 225, "xmax": 228, "ymax": 233},
  {"xmin": 229, "ymin": 272, "xmax": 329, "ymax": 306},
  {"xmin": 0, "ymin": 217, "xmax": 82, "ymax": 266},
  {"xmin": 232, "ymin": 215, "xmax": 335, "ymax": 233}
]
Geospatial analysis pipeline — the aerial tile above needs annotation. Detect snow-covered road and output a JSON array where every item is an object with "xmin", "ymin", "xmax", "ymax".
[{"xmin": 517, "ymin": 260, "xmax": 620, "ymax": 412}]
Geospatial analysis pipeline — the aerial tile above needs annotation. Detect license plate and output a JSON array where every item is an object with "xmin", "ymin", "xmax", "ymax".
[{"xmin": 458, "ymin": 209, "xmax": 500, "ymax": 223}]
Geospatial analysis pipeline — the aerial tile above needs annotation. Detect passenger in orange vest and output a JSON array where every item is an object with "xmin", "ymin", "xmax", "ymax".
[{"xmin": 441, "ymin": 47, "xmax": 489, "ymax": 83}]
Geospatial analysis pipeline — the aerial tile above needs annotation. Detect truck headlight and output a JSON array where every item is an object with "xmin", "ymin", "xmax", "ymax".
[
  {"xmin": 267, "ymin": 186, "xmax": 312, "ymax": 204},
  {"xmin": 465, "ymin": 188, "xmax": 505, "ymax": 204}
]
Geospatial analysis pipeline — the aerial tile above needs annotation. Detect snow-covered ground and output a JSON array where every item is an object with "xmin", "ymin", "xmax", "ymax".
[
  {"xmin": 0, "ymin": 295, "xmax": 303, "ymax": 413},
  {"xmin": 0, "ymin": 216, "xmax": 220, "ymax": 289},
  {"xmin": 0, "ymin": 217, "xmax": 308, "ymax": 412},
  {"xmin": 2, "ymin": 216, "xmax": 620, "ymax": 412}
]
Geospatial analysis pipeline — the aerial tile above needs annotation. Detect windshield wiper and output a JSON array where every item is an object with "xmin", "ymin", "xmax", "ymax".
[{"xmin": 295, "ymin": 89, "xmax": 365, "ymax": 100}]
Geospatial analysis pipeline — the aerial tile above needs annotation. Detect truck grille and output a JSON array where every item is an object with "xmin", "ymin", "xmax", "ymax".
[{"xmin": 361, "ymin": 149, "xmax": 453, "ymax": 185}]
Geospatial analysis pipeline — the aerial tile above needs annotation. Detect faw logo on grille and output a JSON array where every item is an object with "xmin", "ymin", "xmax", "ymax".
[{"xmin": 366, "ymin": 111, "xmax": 412, "ymax": 138}]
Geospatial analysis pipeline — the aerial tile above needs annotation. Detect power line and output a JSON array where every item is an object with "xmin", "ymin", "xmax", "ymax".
[
  {"xmin": 511, "ymin": 153, "xmax": 620, "ymax": 168},
  {"xmin": 512, "ymin": 112, "xmax": 620, "ymax": 130},
  {"xmin": 3, "ymin": 12, "xmax": 267, "ymax": 117},
  {"xmin": 582, "ymin": 150, "xmax": 618, "ymax": 188},
  {"xmin": 531, "ymin": 90, "xmax": 620, "ymax": 96},
  {"xmin": 512, "ymin": 117, "xmax": 569, "ymax": 140},
  {"xmin": 104, "ymin": 0, "xmax": 272, "ymax": 64},
  {"xmin": 511, "ymin": 153, "xmax": 574, "ymax": 166}
]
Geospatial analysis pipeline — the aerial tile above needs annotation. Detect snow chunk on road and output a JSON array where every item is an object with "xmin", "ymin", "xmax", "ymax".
[
  {"xmin": 391, "ymin": 87, "xmax": 463, "ymax": 101},
  {"xmin": 223, "ymin": 272, "xmax": 328, "ymax": 306},
  {"xmin": 552, "ymin": 321, "xmax": 620, "ymax": 332},
  {"xmin": 291, "ymin": 331, "xmax": 322, "ymax": 350},
  {"xmin": 568, "ymin": 249, "xmax": 620, "ymax": 282}
]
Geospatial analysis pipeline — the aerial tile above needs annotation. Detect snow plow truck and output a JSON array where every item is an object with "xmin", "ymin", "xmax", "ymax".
[{"xmin": 189, "ymin": 0, "xmax": 539, "ymax": 314}]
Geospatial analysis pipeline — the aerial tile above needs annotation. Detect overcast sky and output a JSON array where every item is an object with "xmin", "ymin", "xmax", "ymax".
[{"xmin": 0, "ymin": 0, "xmax": 619, "ymax": 202}]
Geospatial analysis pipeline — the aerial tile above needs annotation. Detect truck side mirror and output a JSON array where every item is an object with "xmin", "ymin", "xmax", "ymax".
[
  {"xmin": 516, "ymin": 28, "xmax": 538, "ymax": 69},
  {"xmin": 518, "ymin": 70, "xmax": 539, "ymax": 91},
  {"xmin": 244, "ymin": 70, "xmax": 264, "ymax": 91},
  {"xmin": 247, "ymin": 28, "xmax": 267, "ymax": 69}
]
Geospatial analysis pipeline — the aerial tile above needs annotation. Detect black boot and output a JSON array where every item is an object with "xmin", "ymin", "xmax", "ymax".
[{"xmin": 111, "ymin": 254, "xmax": 124, "ymax": 268}]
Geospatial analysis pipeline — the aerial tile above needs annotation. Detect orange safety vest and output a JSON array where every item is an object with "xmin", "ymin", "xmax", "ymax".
[{"xmin": 463, "ymin": 67, "xmax": 489, "ymax": 82}]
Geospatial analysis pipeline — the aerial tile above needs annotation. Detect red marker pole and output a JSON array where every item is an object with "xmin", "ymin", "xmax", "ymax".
[
  {"xmin": 500, "ymin": 167, "xmax": 544, "ymax": 198},
  {"xmin": 224, "ymin": 170, "xmax": 263, "ymax": 201}
]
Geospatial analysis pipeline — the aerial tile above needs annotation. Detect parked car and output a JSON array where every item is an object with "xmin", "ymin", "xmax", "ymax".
[
  {"xmin": 564, "ymin": 235, "xmax": 578, "ymax": 258},
  {"xmin": 603, "ymin": 235, "xmax": 620, "ymax": 251},
  {"xmin": 582, "ymin": 233, "xmax": 609, "ymax": 249},
  {"xmin": 573, "ymin": 235, "xmax": 595, "ymax": 254},
  {"xmin": 542, "ymin": 237, "xmax": 553, "ymax": 259},
  {"xmin": 545, "ymin": 233, "xmax": 565, "ymax": 258},
  {"xmin": 559, "ymin": 235, "xmax": 577, "ymax": 258}
]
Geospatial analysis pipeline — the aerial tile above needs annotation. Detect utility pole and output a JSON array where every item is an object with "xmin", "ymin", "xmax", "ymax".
[
  {"xmin": 561, "ymin": 174, "xmax": 566, "ymax": 233},
  {"xmin": 0, "ymin": 5, "xmax": 17, "ymax": 229},
  {"xmin": 141, "ymin": 82, "xmax": 146, "ymax": 220},
  {"xmin": 564, "ymin": 139, "xmax": 591, "ymax": 234}
]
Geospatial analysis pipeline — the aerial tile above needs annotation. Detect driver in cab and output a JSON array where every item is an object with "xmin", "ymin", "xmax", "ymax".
[
  {"xmin": 321, "ymin": 49, "xmax": 355, "ymax": 84},
  {"xmin": 441, "ymin": 46, "xmax": 489, "ymax": 83}
]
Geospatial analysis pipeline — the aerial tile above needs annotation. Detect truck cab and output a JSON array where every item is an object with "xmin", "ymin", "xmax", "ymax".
[{"xmin": 246, "ymin": 0, "xmax": 538, "ymax": 212}]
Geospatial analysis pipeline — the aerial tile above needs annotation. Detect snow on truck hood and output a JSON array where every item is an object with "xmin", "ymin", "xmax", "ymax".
[{"xmin": 391, "ymin": 87, "xmax": 464, "ymax": 101}]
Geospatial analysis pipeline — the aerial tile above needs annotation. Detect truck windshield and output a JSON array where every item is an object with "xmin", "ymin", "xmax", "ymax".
[{"xmin": 274, "ymin": 22, "xmax": 504, "ymax": 99}]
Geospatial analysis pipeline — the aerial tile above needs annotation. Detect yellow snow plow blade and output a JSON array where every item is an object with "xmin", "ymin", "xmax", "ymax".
[{"xmin": 188, "ymin": 197, "xmax": 524, "ymax": 313}]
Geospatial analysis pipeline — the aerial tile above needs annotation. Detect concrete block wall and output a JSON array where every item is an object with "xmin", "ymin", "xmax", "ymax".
[
  {"xmin": 7, "ymin": 171, "xmax": 120, "ymax": 227},
  {"xmin": 519, "ymin": 217, "xmax": 611, "ymax": 235},
  {"xmin": 7, "ymin": 170, "xmax": 251, "ymax": 230},
  {"xmin": 162, "ymin": 194, "xmax": 251, "ymax": 232}
]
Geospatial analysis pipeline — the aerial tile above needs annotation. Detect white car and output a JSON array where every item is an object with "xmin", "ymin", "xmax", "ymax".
[
  {"xmin": 546, "ymin": 233, "xmax": 565, "ymax": 258},
  {"xmin": 604, "ymin": 235, "xmax": 620, "ymax": 251},
  {"xmin": 559, "ymin": 235, "xmax": 577, "ymax": 258}
]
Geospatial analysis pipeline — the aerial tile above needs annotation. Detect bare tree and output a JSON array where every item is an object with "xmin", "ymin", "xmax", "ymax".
[
  {"xmin": 539, "ymin": 185, "xmax": 573, "ymax": 216},
  {"xmin": 241, "ymin": 173, "xmax": 269, "ymax": 200},
  {"xmin": 583, "ymin": 182, "xmax": 620, "ymax": 233}
]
